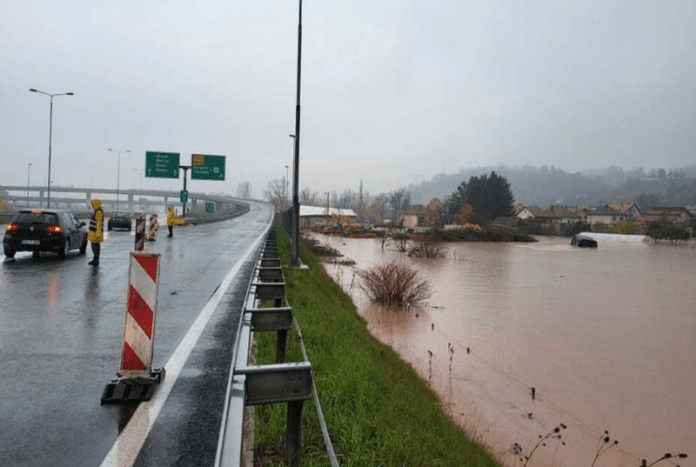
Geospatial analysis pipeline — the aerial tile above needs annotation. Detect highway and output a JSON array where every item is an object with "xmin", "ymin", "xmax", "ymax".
[{"xmin": 0, "ymin": 202, "xmax": 273, "ymax": 467}]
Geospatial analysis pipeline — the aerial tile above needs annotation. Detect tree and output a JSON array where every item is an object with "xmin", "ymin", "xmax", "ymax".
[
  {"xmin": 300, "ymin": 187, "xmax": 319, "ymax": 205},
  {"xmin": 389, "ymin": 188, "xmax": 411, "ymax": 224},
  {"xmin": 263, "ymin": 179, "xmax": 287, "ymax": 211},
  {"xmin": 459, "ymin": 203, "xmax": 473, "ymax": 224},
  {"xmin": 236, "ymin": 181, "xmax": 252, "ymax": 199},
  {"xmin": 424, "ymin": 197, "xmax": 443, "ymax": 226},
  {"xmin": 446, "ymin": 171, "xmax": 514, "ymax": 221},
  {"xmin": 336, "ymin": 188, "xmax": 358, "ymax": 209}
]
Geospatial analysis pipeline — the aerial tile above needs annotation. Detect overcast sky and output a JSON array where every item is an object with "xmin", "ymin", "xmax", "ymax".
[{"xmin": 1, "ymin": 0, "xmax": 695, "ymax": 199}]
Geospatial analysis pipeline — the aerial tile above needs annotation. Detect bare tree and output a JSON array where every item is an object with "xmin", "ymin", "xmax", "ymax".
[
  {"xmin": 263, "ymin": 178, "xmax": 287, "ymax": 211},
  {"xmin": 300, "ymin": 187, "xmax": 319, "ymax": 205},
  {"xmin": 336, "ymin": 188, "xmax": 358, "ymax": 209},
  {"xmin": 389, "ymin": 188, "xmax": 411, "ymax": 225},
  {"xmin": 236, "ymin": 181, "xmax": 252, "ymax": 199}
]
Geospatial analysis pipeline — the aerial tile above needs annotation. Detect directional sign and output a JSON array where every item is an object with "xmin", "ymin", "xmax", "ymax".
[
  {"xmin": 205, "ymin": 202, "xmax": 215, "ymax": 213},
  {"xmin": 146, "ymin": 151, "xmax": 180, "ymax": 179},
  {"xmin": 191, "ymin": 154, "xmax": 225, "ymax": 181},
  {"xmin": 180, "ymin": 190, "xmax": 188, "ymax": 203}
]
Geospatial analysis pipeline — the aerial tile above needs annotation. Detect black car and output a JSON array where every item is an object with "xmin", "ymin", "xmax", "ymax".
[
  {"xmin": 108, "ymin": 211, "xmax": 132, "ymax": 231},
  {"xmin": 3, "ymin": 209, "xmax": 88, "ymax": 259}
]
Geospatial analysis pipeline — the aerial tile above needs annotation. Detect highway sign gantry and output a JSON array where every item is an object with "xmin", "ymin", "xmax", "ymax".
[{"xmin": 146, "ymin": 151, "xmax": 180, "ymax": 179}]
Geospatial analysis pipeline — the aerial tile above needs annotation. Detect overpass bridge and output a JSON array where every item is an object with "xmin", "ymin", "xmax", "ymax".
[{"xmin": 0, "ymin": 184, "xmax": 249, "ymax": 217}]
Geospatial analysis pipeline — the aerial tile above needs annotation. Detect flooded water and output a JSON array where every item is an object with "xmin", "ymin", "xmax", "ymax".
[{"xmin": 314, "ymin": 234, "xmax": 696, "ymax": 467}]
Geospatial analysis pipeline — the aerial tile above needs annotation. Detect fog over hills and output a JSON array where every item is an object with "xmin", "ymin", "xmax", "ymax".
[{"xmin": 405, "ymin": 165, "xmax": 696, "ymax": 208}]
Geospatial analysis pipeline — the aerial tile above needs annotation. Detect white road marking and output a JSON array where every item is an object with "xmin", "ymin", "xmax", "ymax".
[{"xmin": 98, "ymin": 223, "xmax": 268, "ymax": 467}]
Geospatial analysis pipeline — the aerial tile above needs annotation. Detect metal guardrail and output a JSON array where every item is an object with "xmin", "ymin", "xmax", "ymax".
[{"xmin": 216, "ymin": 226, "xmax": 339, "ymax": 467}]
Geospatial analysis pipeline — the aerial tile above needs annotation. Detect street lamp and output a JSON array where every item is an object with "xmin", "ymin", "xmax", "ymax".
[
  {"xmin": 108, "ymin": 148, "xmax": 130, "ymax": 210},
  {"xmin": 26, "ymin": 163, "xmax": 32, "ymax": 207},
  {"xmin": 29, "ymin": 88, "xmax": 74, "ymax": 208},
  {"xmin": 290, "ymin": 0, "xmax": 303, "ymax": 266},
  {"xmin": 324, "ymin": 191, "xmax": 330, "ymax": 215},
  {"xmin": 284, "ymin": 165, "xmax": 289, "ymax": 209}
]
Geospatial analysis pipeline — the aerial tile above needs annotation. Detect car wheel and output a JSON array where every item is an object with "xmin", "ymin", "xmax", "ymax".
[
  {"xmin": 4, "ymin": 247, "xmax": 16, "ymax": 258},
  {"xmin": 79, "ymin": 238, "xmax": 87, "ymax": 255},
  {"xmin": 59, "ymin": 239, "xmax": 69, "ymax": 259}
]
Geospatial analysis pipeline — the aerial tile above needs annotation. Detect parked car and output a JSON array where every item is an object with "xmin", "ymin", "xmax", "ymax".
[
  {"xmin": 108, "ymin": 211, "xmax": 132, "ymax": 231},
  {"xmin": 3, "ymin": 209, "xmax": 88, "ymax": 259}
]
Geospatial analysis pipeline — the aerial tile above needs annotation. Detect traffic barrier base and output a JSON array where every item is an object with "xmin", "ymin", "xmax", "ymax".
[{"xmin": 101, "ymin": 368, "xmax": 165, "ymax": 403}]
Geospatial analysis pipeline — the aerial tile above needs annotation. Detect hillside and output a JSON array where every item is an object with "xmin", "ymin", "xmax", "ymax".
[{"xmin": 406, "ymin": 165, "xmax": 696, "ymax": 208}]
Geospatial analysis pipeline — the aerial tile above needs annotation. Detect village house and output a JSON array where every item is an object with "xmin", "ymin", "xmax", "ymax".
[
  {"xmin": 399, "ymin": 205, "xmax": 426, "ymax": 228},
  {"xmin": 535, "ymin": 205, "xmax": 580, "ymax": 224},
  {"xmin": 640, "ymin": 207, "xmax": 693, "ymax": 224},
  {"xmin": 299, "ymin": 205, "xmax": 357, "ymax": 230},
  {"xmin": 516, "ymin": 206, "xmax": 545, "ymax": 221},
  {"xmin": 607, "ymin": 202, "xmax": 642, "ymax": 220},
  {"xmin": 515, "ymin": 205, "xmax": 580, "ymax": 224},
  {"xmin": 581, "ymin": 206, "xmax": 626, "ymax": 227}
]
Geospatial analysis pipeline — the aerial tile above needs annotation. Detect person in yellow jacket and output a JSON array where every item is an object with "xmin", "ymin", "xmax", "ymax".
[
  {"xmin": 88, "ymin": 199, "xmax": 104, "ymax": 265},
  {"xmin": 167, "ymin": 205, "xmax": 175, "ymax": 237}
]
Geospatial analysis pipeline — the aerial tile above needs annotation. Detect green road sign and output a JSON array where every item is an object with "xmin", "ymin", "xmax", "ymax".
[
  {"xmin": 180, "ymin": 190, "xmax": 188, "ymax": 203},
  {"xmin": 146, "ymin": 151, "xmax": 180, "ymax": 179},
  {"xmin": 205, "ymin": 202, "xmax": 215, "ymax": 213},
  {"xmin": 191, "ymin": 154, "xmax": 225, "ymax": 180}
]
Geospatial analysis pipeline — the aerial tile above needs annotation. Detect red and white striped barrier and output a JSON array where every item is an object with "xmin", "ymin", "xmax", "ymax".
[
  {"xmin": 120, "ymin": 251, "xmax": 160, "ymax": 377},
  {"xmin": 135, "ymin": 215, "xmax": 145, "ymax": 251},
  {"xmin": 101, "ymin": 251, "xmax": 165, "ymax": 403},
  {"xmin": 147, "ymin": 214, "xmax": 158, "ymax": 241}
]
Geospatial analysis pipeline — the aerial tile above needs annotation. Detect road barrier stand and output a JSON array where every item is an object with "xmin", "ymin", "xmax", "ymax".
[
  {"xmin": 101, "ymin": 251, "xmax": 165, "ymax": 403},
  {"xmin": 216, "ymin": 227, "xmax": 339, "ymax": 467},
  {"xmin": 135, "ymin": 215, "xmax": 145, "ymax": 251},
  {"xmin": 147, "ymin": 214, "xmax": 157, "ymax": 241}
]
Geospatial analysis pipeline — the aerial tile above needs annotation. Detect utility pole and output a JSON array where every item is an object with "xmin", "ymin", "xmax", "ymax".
[{"xmin": 291, "ymin": 0, "xmax": 303, "ymax": 266}]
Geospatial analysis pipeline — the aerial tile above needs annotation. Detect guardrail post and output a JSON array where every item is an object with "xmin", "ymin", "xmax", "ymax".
[
  {"xmin": 286, "ymin": 400, "xmax": 305, "ymax": 467},
  {"xmin": 277, "ymin": 330, "xmax": 287, "ymax": 363}
]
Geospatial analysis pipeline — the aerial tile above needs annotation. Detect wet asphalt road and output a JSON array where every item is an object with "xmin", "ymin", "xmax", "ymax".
[{"xmin": 0, "ymin": 202, "xmax": 273, "ymax": 467}]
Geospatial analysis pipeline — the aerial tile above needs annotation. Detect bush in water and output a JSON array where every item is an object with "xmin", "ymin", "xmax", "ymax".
[{"xmin": 357, "ymin": 262, "xmax": 430, "ymax": 306}]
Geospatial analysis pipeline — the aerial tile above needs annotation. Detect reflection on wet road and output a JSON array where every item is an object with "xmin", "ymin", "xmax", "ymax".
[{"xmin": 0, "ymin": 203, "xmax": 272, "ymax": 467}]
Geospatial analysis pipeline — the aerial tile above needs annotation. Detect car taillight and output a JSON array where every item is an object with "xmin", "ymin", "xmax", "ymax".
[
  {"xmin": 6, "ymin": 224, "xmax": 19, "ymax": 231},
  {"xmin": 47, "ymin": 225, "xmax": 63, "ymax": 233}
]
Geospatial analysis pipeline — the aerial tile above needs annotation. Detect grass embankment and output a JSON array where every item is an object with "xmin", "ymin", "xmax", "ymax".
[{"xmin": 252, "ymin": 227, "xmax": 501, "ymax": 466}]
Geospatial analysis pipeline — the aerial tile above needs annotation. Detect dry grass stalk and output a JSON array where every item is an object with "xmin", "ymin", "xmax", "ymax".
[{"xmin": 357, "ymin": 262, "xmax": 430, "ymax": 305}]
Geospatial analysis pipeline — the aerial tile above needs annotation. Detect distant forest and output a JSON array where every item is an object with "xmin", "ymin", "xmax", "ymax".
[{"xmin": 407, "ymin": 165, "xmax": 696, "ymax": 209}]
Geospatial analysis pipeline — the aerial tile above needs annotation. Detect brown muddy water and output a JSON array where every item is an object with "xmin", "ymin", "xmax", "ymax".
[{"xmin": 312, "ymin": 234, "xmax": 696, "ymax": 467}]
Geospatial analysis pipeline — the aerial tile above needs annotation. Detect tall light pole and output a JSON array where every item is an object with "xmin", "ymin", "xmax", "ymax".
[
  {"xmin": 291, "ymin": 0, "xmax": 303, "ymax": 266},
  {"xmin": 29, "ymin": 88, "xmax": 74, "ymax": 208},
  {"xmin": 26, "ymin": 163, "xmax": 32, "ymax": 207},
  {"xmin": 288, "ymin": 134, "xmax": 295, "ymax": 209},
  {"xmin": 109, "ymin": 148, "xmax": 130, "ymax": 210},
  {"xmin": 284, "ymin": 165, "xmax": 289, "ymax": 209},
  {"xmin": 325, "ymin": 192, "xmax": 330, "ymax": 215}
]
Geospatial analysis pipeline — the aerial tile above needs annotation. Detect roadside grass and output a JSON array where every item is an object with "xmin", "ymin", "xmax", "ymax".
[{"xmin": 251, "ymin": 226, "xmax": 501, "ymax": 466}]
